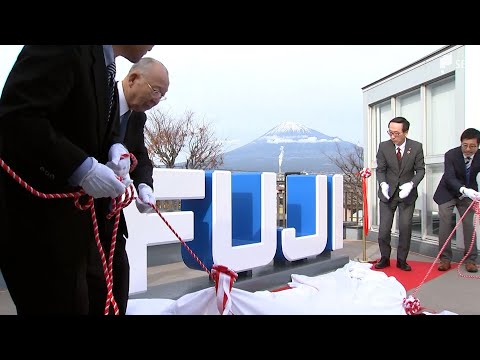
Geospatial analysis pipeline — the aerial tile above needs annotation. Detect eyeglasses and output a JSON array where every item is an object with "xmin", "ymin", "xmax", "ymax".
[
  {"xmin": 461, "ymin": 143, "xmax": 478, "ymax": 150},
  {"xmin": 387, "ymin": 130, "xmax": 403, "ymax": 137},
  {"xmin": 146, "ymin": 81, "xmax": 167, "ymax": 101}
]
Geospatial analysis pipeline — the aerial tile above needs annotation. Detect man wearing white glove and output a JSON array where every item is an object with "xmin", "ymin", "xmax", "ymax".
[
  {"xmin": 79, "ymin": 158, "xmax": 126, "ymax": 198},
  {"xmin": 136, "ymin": 183, "xmax": 156, "ymax": 213},
  {"xmin": 380, "ymin": 182, "xmax": 390, "ymax": 200},
  {"xmin": 106, "ymin": 143, "xmax": 133, "ymax": 187},
  {"xmin": 0, "ymin": 45, "xmax": 155, "ymax": 315},
  {"xmin": 398, "ymin": 181, "xmax": 414, "ymax": 199},
  {"xmin": 87, "ymin": 57, "xmax": 169, "ymax": 316},
  {"xmin": 434, "ymin": 128, "xmax": 480, "ymax": 273},
  {"xmin": 375, "ymin": 117, "xmax": 425, "ymax": 271},
  {"xmin": 460, "ymin": 187, "xmax": 480, "ymax": 201},
  {"xmin": 109, "ymin": 56, "xmax": 168, "ymax": 215}
]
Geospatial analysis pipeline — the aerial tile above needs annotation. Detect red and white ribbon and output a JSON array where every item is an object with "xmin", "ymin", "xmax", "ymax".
[
  {"xmin": 357, "ymin": 167, "xmax": 371, "ymax": 236},
  {"xmin": 359, "ymin": 168, "xmax": 372, "ymax": 178},
  {"xmin": 211, "ymin": 265, "xmax": 238, "ymax": 315}
]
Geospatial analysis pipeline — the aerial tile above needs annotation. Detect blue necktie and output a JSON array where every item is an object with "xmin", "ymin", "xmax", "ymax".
[
  {"xmin": 465, "ymin": 156, "xmax": 471, "ymax": 186},
  {"xmin": 106, "ymin": 62, "xmax": 116, "ymax": 122}
]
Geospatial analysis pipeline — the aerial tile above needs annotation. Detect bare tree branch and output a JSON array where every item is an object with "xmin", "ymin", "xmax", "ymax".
[
  {"xmin": 324, "ymin": 143, "xmax": 364, "ymax": 180},
  {"xmin": 323, "ymin": 143, "xmax": 364, "ymax": 218},
  {"xmin": 184, "ymin": 118, "xmax": 224, "ymax": 169},
  {"xmin": 144, "ymin": 109, "xmax": 192, "ymax": 168},
  {"xmin": 145, "ymin": 109, "xmax": 225, "ymax": 170}
]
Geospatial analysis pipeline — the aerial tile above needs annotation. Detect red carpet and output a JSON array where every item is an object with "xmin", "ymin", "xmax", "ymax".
[
  {"xmin": 270, "ymin": 259, "xmax": 458, "ymax": 293},
  {"xmin": 371, "ymin": 259, "xmax": 458, "ymax": 291}
]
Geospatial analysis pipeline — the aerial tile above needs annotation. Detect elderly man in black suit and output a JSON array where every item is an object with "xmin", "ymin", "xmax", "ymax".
[
  {"xmin": 374, "ymin": 116, "xmax": 426, "ymax": 271},
  {"xmin": 87, "ymin": 57, "xmax": 170, "ymax": 315},
  {"xmin": 0, "ymin": 45, "xmax": 154, "ymax": 315},
  {"xmin": 433, "ymin": 128, "xmax": 480, "ymax": 273}
]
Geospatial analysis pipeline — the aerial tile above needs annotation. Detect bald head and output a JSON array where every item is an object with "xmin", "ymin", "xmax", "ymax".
[{"xmin": 122, "ymin": 57, "xmax": 170, "ymax": 112}]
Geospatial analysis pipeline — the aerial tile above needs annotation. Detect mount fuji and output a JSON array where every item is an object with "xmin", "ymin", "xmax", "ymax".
[{"xmin": 220, "ymin": 121, "xmax": 361, "ymax": 174}]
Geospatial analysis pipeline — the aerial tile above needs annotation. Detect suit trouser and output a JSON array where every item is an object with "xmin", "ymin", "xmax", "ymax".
[
  {"xmin": 0, "ymin": 176, "xmax": 91, "ymax": 315},
  {"xmin": 378, "ymin": 191, "xmax": 416, "ymax": 262},
  {"xmin": 438, "ymin": 197, "xmax": 477, "ymax": 263}
]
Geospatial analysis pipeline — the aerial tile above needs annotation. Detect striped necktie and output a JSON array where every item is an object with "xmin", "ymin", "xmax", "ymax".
[
  {"xmin": 465, "ymin": 156, "xmax": 471, "ymax": 186},
  {"xmin": 106, "ymin": 62, "xmax": 116, "ymax": 122}
]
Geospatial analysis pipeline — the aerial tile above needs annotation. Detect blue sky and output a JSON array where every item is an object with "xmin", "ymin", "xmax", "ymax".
[{"xmin": 0, "ymin": 45, "xmax": 445, "ymax": 153}]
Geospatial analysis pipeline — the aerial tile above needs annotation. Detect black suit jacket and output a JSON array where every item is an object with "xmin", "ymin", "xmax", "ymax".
[
  {"xmin": 433, "ymin": 146, "xmax": 480, "ymax": 205},
  {"xmin": 376, "ymin": 137, "xmax": 426, "ymax": 204},
  {"xmin": 0, "ymin": 46, "xmax": 118, "ymax": 268}
]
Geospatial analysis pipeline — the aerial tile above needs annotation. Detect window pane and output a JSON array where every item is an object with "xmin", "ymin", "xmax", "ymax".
[
  {"xmin": 396, "ymin": 89, "xmax": 422, "ymax": 142},
  {"xmin": 395, "ymin": 89, "xmax": 423, "ymax": 236},
  {"xmin": 426, "ymin": 76, "xmax": 457, "ymax": 156},
  {"xmin": 379, "ymin": 100, "xmax": 392, "ymax": 143}
]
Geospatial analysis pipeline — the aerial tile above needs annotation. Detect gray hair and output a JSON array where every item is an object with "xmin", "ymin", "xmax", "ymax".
[{"xmin": 128, "ymin": 57, "xmax": 168, "ymax": 76}]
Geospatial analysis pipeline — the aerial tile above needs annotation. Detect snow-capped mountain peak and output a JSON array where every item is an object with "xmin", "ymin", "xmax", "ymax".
[
  {"xmin": 221, "ymin": 121, "xmax": 361, "ymax": 174},
  {"xmin": 263, "ymin": 121, "xmax": 311, "ymax": 136},
  {"xmin": 257, "ymin": 121, "xmax": 336, "ymax": 145}
]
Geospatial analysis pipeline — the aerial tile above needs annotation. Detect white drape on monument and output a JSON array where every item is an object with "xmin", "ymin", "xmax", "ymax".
[{"xmin": 126, "ymin": 261, "xmax": 409, "ymax": 315}]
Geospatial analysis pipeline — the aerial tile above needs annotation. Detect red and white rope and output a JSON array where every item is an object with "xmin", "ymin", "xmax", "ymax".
[
  {"xmin": 2, "ymin": 154, "xmax": 230, "ymax": 314},
  {"xmin": 405, "ymin": 198, "xmax": 480, "ymax": 315},
  {"xmin": 454, "ymin": 200, "xmax": 480, "ymax": 279},
  {"xmin": 0, "ymin": 156, "xmax": 136, "ymax": 315},
  {"xmin": 147, "ymin": 202, "xmax": 242, "ymax": 314}
]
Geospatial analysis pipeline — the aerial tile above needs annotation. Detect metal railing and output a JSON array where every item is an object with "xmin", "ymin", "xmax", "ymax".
[{"xmin": 343, "ymin": 189, "xmax": 363, "ymax": 225}]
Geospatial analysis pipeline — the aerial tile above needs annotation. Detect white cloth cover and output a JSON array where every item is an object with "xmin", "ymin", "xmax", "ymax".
[{"xmin": 126, "ymin": 261, "xmax": 419, "ymax": 315}]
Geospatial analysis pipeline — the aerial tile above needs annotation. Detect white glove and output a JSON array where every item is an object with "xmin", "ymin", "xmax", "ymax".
[
  {"xmin": 135, "ymin": 183, "xmax": 156, "ymax": 213},
  {"xmin": 79, "ymin": 158, "xmax": 126, "ymax": 199},
  {"xmin": 399, "ymin": 182, "xmax": 414, "ymax": 199},
  {"xmin": 380, "ymin": 182, "xmax": 390, "ymax": 200},
  {"xmin": 106, "ymin": 143, "xmax": 133, "ymax": 187},
  {"xmin": 460, "ymin": 187, "xmax": 480, "ymax": 201}
]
